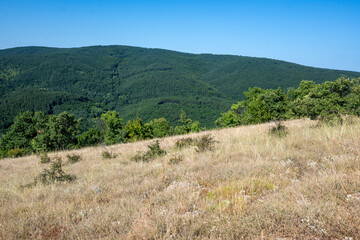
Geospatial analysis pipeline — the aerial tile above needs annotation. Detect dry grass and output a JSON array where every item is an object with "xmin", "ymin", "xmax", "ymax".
[{"xmin": 1, "ymin": 118, "xmax": 360, "ymax": 239}]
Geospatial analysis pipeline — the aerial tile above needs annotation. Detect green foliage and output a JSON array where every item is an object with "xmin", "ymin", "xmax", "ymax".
[
  {"xmin": 7, "ymin": 148, "xmax": 26, "ymax": 158},
  {"xmin": 215, "ymin": 104, "xmax": 243, "ymax": 127},
  {"xmin": 217, "ymin": 77, "xmax": 360, "ymax": 127},
  {"xmin": 0, "ymin": 111, "xmax": 82, "ymax": 158},
  {"xmin": 31, "ymin": 112, "xmax": 81, "ymax": 152},
  {"xmin": 174, "ymin": 111, "xmax": 202, "ymax": 135},
  {"xmin": 131, "ymin": 140, "xmax": 166, "ymax": 162},
  {"xmin": 268, "ymin": 122, "xmax": 289, "ymax": 137},
  {"xmin": 38, "ymin": 152, "xmax": 51, "ymax": 164},
  {"xmin": 124, "ymin": 118, "xmax": 153, "ymax": 142},
  {"xmin": 217, "ymin": 87, "xmax": 289, "ymax": 127},
  {"xmin": 0, "ymin": 148, "xmax": 6, "ymax": 159},
  {"xmin": 101, "ymin": 111, "xmax": 125, "ymax": 145},
  {"xmin": 67, "ymin": 154, "xmax": 82, "ymax": 164},
  {"xmin": 34, "ymin": 159, "xmax": 76, "ymax": 185},
  {"xmin": 0, "ymin": 111, "xmax": 46, "ymax": 155},
  {"xmin": 77, "ymin": 128, "xmax": 103, "ymax": 147},
  {"xmin": 149, "ymin": 118, "xmax": 170, "ymax": 138}
]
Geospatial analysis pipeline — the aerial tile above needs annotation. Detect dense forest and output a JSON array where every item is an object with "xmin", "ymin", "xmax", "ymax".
[
  {"xmin": 1, "ymin": 77, "xmax": 359, "ymax": 159},
  {"xmin": 1, "ymin": 45, "xmax": 359, "ymax": 135}
]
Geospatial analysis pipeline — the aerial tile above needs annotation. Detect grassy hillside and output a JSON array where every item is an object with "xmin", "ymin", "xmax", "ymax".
[
  {"xmin": 1, "ymin": 118, "xmax": 360, "ymax": 239},
  {"xmin": 1, "ymin": 45, "xmax": 359, "ymax": 133}
]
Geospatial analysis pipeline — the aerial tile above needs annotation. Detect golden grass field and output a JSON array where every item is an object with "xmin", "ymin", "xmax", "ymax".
[{"xmin": 1, "ymin": 118, "xmax": 360, "ymax": 239}]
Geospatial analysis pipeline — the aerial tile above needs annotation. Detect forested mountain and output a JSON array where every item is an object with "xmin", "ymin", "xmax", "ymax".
[{"xmin": 0, "ymin": 45, "xmax": 359, "ymax": 134}]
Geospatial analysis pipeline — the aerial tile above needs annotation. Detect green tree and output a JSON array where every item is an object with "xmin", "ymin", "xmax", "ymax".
[
  {"xmin": 101, "ymin": 111, "xmax": 124, "ymax": 145},
  {"xmin": 124, "ymin": 118, "xmax": 153, "ymax": 142},
  {"xmin": 215, "ymin": 102, "xmax": 244, "ymax": 127},
  {"xmin": 290, "ymin": 78, "xmax": 356, "ymax": 121},
  {"xmin": 31, "ymin": 112, "xmax": 81, "ymax": 152},
  {"xmin": 215, "ymin": 87, "xmax": 289, "ymax": 127},
  {"xmin": 0, "ymin": 111, "xmax": 47, "ymax": 157},
  {"xmin": 149, "ymin": 118, "xmax": 170, "ymax": 138},
  {"xmin": 174, "ymin": 111, "xmax": 200, "ymax": 135},
  {"xmin": 77, "ymin": 128, "xmax": 103, "ymax": 147}
]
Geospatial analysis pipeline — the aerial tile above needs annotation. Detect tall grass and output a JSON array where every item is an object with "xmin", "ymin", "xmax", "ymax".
[{"xmin": 0, "ymin": 118, "xmax": 359, "ymax": 239}]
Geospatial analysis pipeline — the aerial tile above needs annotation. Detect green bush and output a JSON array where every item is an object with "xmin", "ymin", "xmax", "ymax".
[
  {"xmin": 7, "ymin": 148, "xmax": 26, "ymax": 158},
  {"xmin": 174, "ymin": 135, "xmax": 217, "ymax": 152},
  {"xmin": 195, "ymin": 135, "xmax": 217, "ymax": 152},
  {"xmin": 132, "ymin": 140, "xmax": 166, "ymax": 162},
  {"xmin": 269, "ymin": 122, "xmax": 289, "ymax": 137},
  {"xmin": 67, "ymin": 154, "xmax": 82, "ymax": 164},
  {"xmin": 38, "ymin": 152, "xmax": 51, "ymax": 164},
  {"xmin": 34, "ymin": 159, "xmax": 76, "ymax": 185},
  {"xmin": 101, "ymin": 150, "xmax": 117, "ymax": 159},
  {"xmin": 174, "ymin": 137, "xmax": 197, "ymax": 149}
]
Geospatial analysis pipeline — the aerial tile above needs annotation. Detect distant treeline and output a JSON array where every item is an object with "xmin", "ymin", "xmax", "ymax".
[
  {"xmin": 1, "ymin": 77, "xmax": 359, "ymax": 159},
  {"xmin": 0, "ymin": 110, "xmax": 202, "ymax": 158}
]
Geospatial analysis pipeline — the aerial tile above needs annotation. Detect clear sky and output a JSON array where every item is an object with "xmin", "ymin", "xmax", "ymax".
[{"xmin": 1, "ymin": 0, "xmax": 359, "ymax": 72}]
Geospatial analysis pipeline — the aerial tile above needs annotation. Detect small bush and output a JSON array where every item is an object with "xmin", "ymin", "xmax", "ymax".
[
  {"xmin": 7, "ymin": 148, "xmax": 26, "ymax": 158},
  {"xmin": 174, "ymin": 137, "xmax": 197, "ymax": 149},
  {"xmin": 38, "ymin": 152, "xmax": 51, "ymax": 164},
  {"xmin": 269, "ymin": 122, "xmax": 288, "ymax": 137},
  {"xmin": 67, "ymin": 154, "xmax": 81, "ymax": 164},
  {"xmin": 195, "ymin": 135, "xmax": 217, "ymax": 152},
  {"xmin": 34, "ymin": 159, "xmax": 76, "ymax": 185},
  {"xmin": 101, "ymin": 150, "xmax": 117, "ymax": 159},
  {"xmin": 174, "ymin": 135, "xmax": 217, "ymax": 152},
  {"xmin": 132, "ymin": 140, "xmax": 166, "ymax": 162},
  {"xmin": 168, "ymin": 154, "xmax": 184, "ymax": 164}
]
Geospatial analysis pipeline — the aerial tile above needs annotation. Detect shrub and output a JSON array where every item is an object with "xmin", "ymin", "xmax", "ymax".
[
  {"xmin": 67, "ymin": 154, "xmax": 82, "ymax": 164},
  {"xmin": 168, "ymin": 154, "xmax": 184, "ymax": 164},
  {"xmin": 269, "ymin": 122, "xmax": 288, "ymax": 137},
  {"xmin": 174, "ymin": 137, "xmax": 197, "ymax": 149},
  {"xmin": 174, "ymin": 134, "xmax": 217, "ymax": 152},
  {"xmin": 38, "ymin": 152, "xmax": 51, "ymax": 164},
  {"xmin": 101, "ymin": 150, "xmax": 117, "ymax": 159},
  {"xmin": 195, "ymin": 135, "xmax": 217, "ymax": 152},
  {"xmin": 132, "ymin": 140, "xmax": 166, "ymax": 162},
  {"xmin": 7, "ymin": 148, "xmax": 26, "ymax": 158},
  {"xmin": 34, "ymin": 159, "xmax": 76, "ymax": 185}
]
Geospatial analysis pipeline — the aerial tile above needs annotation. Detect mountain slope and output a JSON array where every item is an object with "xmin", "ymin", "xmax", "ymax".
[{"xmin": 0, "ymin": 45, "xmax": 359, "ymax": 133}]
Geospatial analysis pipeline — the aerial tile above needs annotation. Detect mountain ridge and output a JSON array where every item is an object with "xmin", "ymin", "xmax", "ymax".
[{"xmin": 0, "ymin": 45, "xmax": 359, "ymax": 133}]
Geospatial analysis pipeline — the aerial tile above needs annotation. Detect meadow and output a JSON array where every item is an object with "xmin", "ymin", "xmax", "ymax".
[{"xmin": 1, "ymin": 118, "xmax": 359, "ymax": 239}]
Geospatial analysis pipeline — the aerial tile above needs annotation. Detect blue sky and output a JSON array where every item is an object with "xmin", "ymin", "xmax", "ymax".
[{"xmin": 1, "ymin": 0, "xmax": 359, "ymax": 71}]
